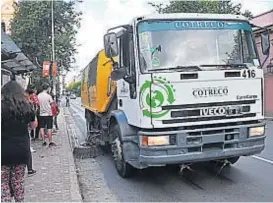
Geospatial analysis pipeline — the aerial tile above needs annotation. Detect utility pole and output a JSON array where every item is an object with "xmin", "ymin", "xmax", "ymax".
[{"xmin": 51, "ymin": 0, "xmax": 56, "ymax": 96}]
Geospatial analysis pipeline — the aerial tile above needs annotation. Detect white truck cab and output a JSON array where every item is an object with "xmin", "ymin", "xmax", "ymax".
[{"xmin": 103, "ymin": 13, "xmax": 270, "ymax": 178}]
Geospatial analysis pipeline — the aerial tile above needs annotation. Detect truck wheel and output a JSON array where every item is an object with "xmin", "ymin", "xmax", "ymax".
[
  {"xmin": 110, "ymin": 124, "xmax": 136, "ymax": 178},
  {"xmin": 227, "ymin": 156, "xmax": 240, "ymax": 164}
]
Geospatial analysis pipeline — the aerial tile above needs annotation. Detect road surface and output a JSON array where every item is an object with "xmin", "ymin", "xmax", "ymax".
[{"xmin": 68, "ymin": 98, "xmax": 273, "ymax": 202}]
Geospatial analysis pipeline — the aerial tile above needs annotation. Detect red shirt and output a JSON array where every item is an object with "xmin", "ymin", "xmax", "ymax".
[
  {"xmin": 30, "ymin": 93, "xmax": 39, "ymax": 105},
  {"xmin": 51, "ymin": 101, "xmax": 57, "ymax": 116}
]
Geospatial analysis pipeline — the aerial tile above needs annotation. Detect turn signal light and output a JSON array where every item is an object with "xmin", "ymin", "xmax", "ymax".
[
  {"xmin": 142, "ymin": 136, "xmax": 148, "ymax": 146},
  {"xmin": 141, "ymin": 136, "xmax": 170, "ymax": 146}
]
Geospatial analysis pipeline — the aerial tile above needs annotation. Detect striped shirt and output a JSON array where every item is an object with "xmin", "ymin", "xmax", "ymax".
[{"xmin": 38, "ymin": 91, "xmax": 53, "ymax": 116}]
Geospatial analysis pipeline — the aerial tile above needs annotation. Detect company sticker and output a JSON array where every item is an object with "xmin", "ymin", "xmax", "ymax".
[{"xmin": 139, "ymin": 76, "xmax": 175, "ymax": 118}]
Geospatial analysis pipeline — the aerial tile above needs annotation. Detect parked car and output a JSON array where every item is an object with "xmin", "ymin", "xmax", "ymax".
[{"xmin": 70, "ymin": 94, "xmax": 76, "ymax": 99}]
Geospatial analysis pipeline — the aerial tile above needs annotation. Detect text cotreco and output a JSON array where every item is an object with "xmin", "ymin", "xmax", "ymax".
[{"xmin": 193, "ymin": 87, "xmax": 228, "ymax": 97}]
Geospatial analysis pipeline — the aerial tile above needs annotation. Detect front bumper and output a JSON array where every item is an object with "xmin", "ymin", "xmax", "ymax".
[
  {"xmin": 138, "ymin": 143, "xmax": 264, "ymax": 166},
  {"xmin": 124, "ymin": 121, "xmax": 266, "ymax": 169}
]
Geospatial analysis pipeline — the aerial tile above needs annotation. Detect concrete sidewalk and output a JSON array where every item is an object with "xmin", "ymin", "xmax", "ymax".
[{"xmin": 24, "ymin": 108, "xmax": 82, "ymax": 202}]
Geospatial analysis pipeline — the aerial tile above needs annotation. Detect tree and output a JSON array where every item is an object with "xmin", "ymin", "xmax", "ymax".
[
  {"xmin": 66, "ymin": 80, "xmax": 81, "ymax": 96},
  {"xmin": 148, "ymin": 0, "xmax": 253, "ymax": 18},
  {"xmin": 242, "ymin": 10, "xmax": 254, "ymax": 19},
  {"xmin": 10, "ymin": 0, "xmax": 82, "ymax": 91}
]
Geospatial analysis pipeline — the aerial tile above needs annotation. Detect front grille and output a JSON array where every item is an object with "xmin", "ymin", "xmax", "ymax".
[
  {"xmin": 188, "ymin": 127, "xmax": 239, "ymax": 137},
  {"xmin": 160, "ymin": 100, "xmax": 257, "ymax": 124},
  {"xmin": 162, "ymin": 100, "xmax": 256, "ymax": 110},
  {"xmin": 162, "ymin": 113, "xmax": 256, "ymax": 124},
  {"xmin": 183, "ymin": 120, "xmax": 259, "ymax": 130},
  {"xmin": 171, "ymin": 106, "xmax": 250, "ymax": 118}
]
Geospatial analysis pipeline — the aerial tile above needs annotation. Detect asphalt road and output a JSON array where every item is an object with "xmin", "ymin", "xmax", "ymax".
[{"xmin": 68, "ymin": 98, "xmax": 273, "ymax": 202}]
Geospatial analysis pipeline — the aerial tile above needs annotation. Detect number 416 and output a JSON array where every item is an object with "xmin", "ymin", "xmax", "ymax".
[{"xmin": 242, "ymin": 69, "xmax": 256, "ymax": 78}]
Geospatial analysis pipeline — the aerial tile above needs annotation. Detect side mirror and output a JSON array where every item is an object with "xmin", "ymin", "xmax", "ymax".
[
  {"xmin": 261, "ymin": 32, "xmax": 270, "ymax": 55},
  {"xmin": 111, "ymin": 67, "xmax": 126, "ymax": 81},
  {"xmin": 104, "ymin": 32, "xmax": 118, "ymax": 58}
]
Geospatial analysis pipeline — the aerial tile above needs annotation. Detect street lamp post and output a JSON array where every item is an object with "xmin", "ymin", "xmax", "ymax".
[{"xmin": 51, "ymin": 0, "xmax": 56, "ymax": 96}]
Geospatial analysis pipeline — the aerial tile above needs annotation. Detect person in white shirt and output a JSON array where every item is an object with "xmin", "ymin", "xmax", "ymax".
[{"xmin": 37, "ymin": 83, "xmax": 56, "ymax": 147}]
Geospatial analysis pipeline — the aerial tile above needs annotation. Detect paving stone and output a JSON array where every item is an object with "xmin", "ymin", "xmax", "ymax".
[
  {"xmin": 74, "ymin": 158, "xmax": 118, "ymax": 202},
  {"xmin": 24, "ymin": 108, "xmax": 82, "ymax": 202}
]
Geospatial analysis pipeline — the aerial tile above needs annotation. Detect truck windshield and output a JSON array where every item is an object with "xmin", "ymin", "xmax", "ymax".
[{"xmin": 137, "ymin": 20, "xmax": 259, "ymax": 72}]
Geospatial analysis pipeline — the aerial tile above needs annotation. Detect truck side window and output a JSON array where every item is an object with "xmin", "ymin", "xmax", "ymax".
[
  {"xmin": 81, "ymin": 67, "xmax": 88, "ymax": 93},
  {"xmin": 119, "ymin": 31, "xmax": 137, "ymax": 99},
  {"xmin": 120, "ymin": 32, "xmax": 130, "ymax": 70},
  {"xmin": 88, "ymin": 53, "xmax": 99, "ymax": 86},
  {"xmin": 119, "ymin": 31, "xmax": 135, "ymax": 75},
  {"xmin": 129, "ymin": 33, "xmax": 135, "ymax": 75}
]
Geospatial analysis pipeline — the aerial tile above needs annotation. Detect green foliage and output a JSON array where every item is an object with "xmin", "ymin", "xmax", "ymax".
[
  {"xmin": 10, "ymin": 0, "xmax": 82, "ymax": 89},
  {"xmin": 66, "ymin": 80, "xmax": 81, "ymax": 96},
  {"xmin": 242, "ymin": 10, "xmax": 254, "ymax": 19},
  {"xmin": 148, "ymin": 0, "xmax": 253, "ymax": 18}
]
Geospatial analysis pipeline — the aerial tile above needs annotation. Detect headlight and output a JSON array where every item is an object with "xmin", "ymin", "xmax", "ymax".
[
  {"xmin": 249, "ymin": 126, "xmax": 265, "ymax": 137},
  {"xmin": 141, "ymin": 136, "xmax": 170, "ymax": 146}
]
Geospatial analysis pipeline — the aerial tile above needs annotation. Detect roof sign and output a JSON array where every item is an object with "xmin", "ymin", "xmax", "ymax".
[{"xmin": 138, "ymin": 20, "xmax": 252, "ymax": 33}]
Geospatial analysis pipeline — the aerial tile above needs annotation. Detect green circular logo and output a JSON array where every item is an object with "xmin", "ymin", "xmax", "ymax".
[{"xmin": 140, "ymin": 76, "xmax": 175, "ymax": 118}]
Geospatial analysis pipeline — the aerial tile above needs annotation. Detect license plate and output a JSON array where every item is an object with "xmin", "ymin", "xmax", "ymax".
[{"xmin": 226, "ymin": 106, "xmax": 243, "ymax": 116}]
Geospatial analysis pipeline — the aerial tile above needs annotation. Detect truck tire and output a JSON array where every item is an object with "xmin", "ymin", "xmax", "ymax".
[{"xmin": 110, "ymin": 124, "xmax": 136, "ymax": 178}]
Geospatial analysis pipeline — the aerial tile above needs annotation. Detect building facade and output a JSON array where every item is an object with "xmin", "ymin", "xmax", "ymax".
[
  {"xmin": 251, "ymin": 9, "xmax": 273, "ymax": 117},
  {"xmin": 1, "ymin": 1, "xmax": 37, "ymax": 89},
  {"xmin": 1, "ymin": 0, "xmax": 18, "ymax": 34}
]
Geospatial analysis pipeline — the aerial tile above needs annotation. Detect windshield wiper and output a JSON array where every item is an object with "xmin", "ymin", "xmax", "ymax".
[
  {"xmin": 169, "ymin": 66, "xmax": 202, "ymax": 71},
  {"xmin": 149, "ymin": 65, "xmax": 201, "ymax": 72},
  {"xmin": 200, "ymin": 64, "xmax": 248, "ymax": 69}
]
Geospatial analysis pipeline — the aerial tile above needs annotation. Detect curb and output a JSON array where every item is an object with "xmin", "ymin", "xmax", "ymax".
[
  {"xmin": 61, "ymin": 108, "xmax": 83, "ymax": 202},
  {"xmin": 63, "ymin": 107, "xmax": 80, "ymax": 151},
  {"xmin": 63, "ymin": 107, "xmax": 102, "ymax": 159}
]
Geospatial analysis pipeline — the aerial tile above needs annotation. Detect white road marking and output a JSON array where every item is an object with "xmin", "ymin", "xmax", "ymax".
[{"xmin": 252, "ymin": 155, "xmax": 273, "ymax": 165}]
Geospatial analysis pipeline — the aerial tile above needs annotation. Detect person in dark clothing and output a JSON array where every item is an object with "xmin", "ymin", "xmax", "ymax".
[
  {"xmin": 51, "ymin": 94, "xmax": 59, "ymax": 130},
  {"xmin": 25, "ymin": 89, "xmax": 37, "ymax": 176},
  {"xmin": 26, "ymin": 87, "xmax": 40, "ymax": 140},
  {"xmin": 65, "ymin": 95, "xmax": 70, "ymax": 107},
  {"xmin": 1, "ymin": 81, "xmax": 38, "ymax": 202}
]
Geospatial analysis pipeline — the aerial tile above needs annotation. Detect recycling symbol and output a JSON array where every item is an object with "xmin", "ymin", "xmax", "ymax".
[{"xmin": 140, "ymin": 76, "xmax": 175, "ymax": 118}]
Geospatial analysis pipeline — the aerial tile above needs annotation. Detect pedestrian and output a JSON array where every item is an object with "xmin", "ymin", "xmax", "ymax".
[
  {"xmin": 37, "ymin": 83, "xmax": 56, "ymax": 147},
  {"xmin": 51, "ymin": 94, "xmax": 59, "ymax": 131},
  {"xmin": 25, "ymin": 89, "xmax": 37, "ymax": 176},
  {"xmin": 26, "ymin": 88, "xmax": 39, "ymax": 142},
  {"xmin": 66, "ymin": 95, "xmax": 70, "ymax": 107},
  {"xmin": 28, "ymin": 86, "xmax": 40, "ymax": 141},
  {"xmin": 1, "ymin": 81, "xmax": 38, "ymax": 202},
  {"xmin": 34, "ymin": 90, "xmax": 41, "ymax": 140}
]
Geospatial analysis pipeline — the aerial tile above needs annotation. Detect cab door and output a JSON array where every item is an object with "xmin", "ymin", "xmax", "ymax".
[{"xmin": 116, "ymin": 30, "xmax": 141, "ymax": 127}]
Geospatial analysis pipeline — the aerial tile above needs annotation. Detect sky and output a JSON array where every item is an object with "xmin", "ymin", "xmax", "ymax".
[{"xmin": 65, "ymin": 0, "xmax": 273, "ymax": 83}]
